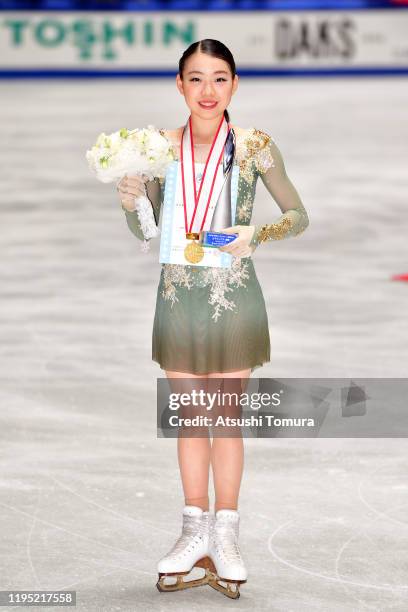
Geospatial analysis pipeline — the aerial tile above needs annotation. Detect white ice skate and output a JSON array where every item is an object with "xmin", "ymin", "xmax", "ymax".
[
  {"xmin": 207, "ymin": 509, "xmax": 248, "ymax": 599},
  {"xmin": 156, "ymin": 505, "xmax": 214, "ymax": 592}
]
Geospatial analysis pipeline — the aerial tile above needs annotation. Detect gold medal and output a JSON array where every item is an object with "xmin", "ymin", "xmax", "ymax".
[
  {"xmin": 184, "ymin": 232, "xmax": 204, "ymax": 263},
  {"xmin": 184, "ymin": 240, "xmax": 204, "ymax": 263}
]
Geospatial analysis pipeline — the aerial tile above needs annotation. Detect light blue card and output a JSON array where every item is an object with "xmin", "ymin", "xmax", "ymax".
[{"xmin": 159, "ymin": 161, "xmax": 239, "ymax": 268}]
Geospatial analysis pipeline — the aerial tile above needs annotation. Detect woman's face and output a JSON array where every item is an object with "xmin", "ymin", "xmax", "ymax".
[{"xmin": 176, "ymin": 51, "xmax": 238, "ymax": 122}]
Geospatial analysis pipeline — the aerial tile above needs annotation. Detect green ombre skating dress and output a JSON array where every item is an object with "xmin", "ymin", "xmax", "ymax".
[{"xmin": 123, "ymin": 126, "xmax": 309, "ymax": 375}]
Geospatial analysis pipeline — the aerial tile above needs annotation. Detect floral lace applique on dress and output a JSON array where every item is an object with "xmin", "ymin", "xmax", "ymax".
[
  {"xmin": 161, "ymin": 263, "xmax": 194, "ymax": 304},
  {"xmin": 256, "ymin": 217, "xmax": 294, "ymax": 242},
  {"xmin": 236, "ymin": 193, "xmax": 252, "ymax": 222},
  {"xmin": 161, "ymin": 257, "xmax": 251, "ymax": 322},
  {"xmin": 235, "ymin": 127, "xmax": 276, "ymax": 185}
]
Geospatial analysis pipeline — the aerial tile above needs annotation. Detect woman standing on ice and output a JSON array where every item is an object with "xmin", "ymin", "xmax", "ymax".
[{"xmin": 117, "ymin": 39, "xmax": 309, "ymax": 598}]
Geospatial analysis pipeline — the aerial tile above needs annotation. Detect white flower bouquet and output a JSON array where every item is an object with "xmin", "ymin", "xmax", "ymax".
[{"xmin": 86, "ymin": 125, "xmax": 174, "ymax": 251}]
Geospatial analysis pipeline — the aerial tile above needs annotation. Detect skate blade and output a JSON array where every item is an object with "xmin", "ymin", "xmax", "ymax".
[
  {"xmin": 207, "ymin": 576, "xmax": 242, "ymax": 599},
  {"xmin": 156, "ymin": 558, "xmax": 213, "ymax": 592},
  {"xmin": 206, "ymin": 555, "xmax": 246, "ymax": 600}
]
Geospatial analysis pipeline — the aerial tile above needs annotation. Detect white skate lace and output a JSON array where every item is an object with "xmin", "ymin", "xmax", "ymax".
[
  {"xmin": 213, "ymin": 525, "xmax": 243, "ymax": 562},
  {"xmin": 165, "ymin": 515, "xmax": 208, "ymax": 559}
]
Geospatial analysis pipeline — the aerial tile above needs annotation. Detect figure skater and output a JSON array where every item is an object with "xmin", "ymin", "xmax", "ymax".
[{"xmin": 117, "ymin": 39, "xmax": 309, "ymax": 599}]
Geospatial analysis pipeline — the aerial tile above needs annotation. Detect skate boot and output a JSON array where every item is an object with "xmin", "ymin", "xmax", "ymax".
[
  {"xmin": 207, "ymin": 509, "xmax": 248, "ymax": 599},
  {"xmin": 156, "ymin": 505, "xmax": 214, "ymax": 592}
]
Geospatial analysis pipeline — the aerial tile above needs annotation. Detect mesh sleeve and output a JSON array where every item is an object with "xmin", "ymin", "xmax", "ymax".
[{"xmin": 249, "ymin": 132, "xmax": 309, "ymax": 248}]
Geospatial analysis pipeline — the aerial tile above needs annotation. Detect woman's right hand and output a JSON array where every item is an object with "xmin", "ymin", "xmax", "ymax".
[{"xmin": 117, "ymin": 174, "xmax": 149, "ymax": 211}]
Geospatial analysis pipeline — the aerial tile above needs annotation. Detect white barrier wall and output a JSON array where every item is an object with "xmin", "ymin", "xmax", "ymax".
[{"xmin": 1, "ymin": 10, "xmax": 408, "ymax": 74}]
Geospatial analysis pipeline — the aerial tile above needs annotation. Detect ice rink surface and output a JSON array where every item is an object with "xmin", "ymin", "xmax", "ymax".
[{"xmin": 1, "ymin": 77, "xmax": 408, "ymax": 611}]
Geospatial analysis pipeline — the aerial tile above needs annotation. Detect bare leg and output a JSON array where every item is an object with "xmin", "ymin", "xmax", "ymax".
[
  {"xmin": 165, "ymin": 369, "xmax": 211, "ymax": 511},
  {"xmin": 207, "ymin": 369, "xmax": 251, "ymax": 513}
]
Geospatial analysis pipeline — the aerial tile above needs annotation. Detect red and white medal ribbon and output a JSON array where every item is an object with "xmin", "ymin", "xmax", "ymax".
[{"xmin": 181, "ymin": 114, "xmax": 230, "ymax": 236}]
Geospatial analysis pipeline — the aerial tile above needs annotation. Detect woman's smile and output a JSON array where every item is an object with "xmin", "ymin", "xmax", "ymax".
[{"xmin": 198, "ymin": 101, "xmax": 218, "ymax": 109}]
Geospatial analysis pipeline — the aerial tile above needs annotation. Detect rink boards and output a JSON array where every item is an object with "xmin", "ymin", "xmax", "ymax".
[{"xmin": 1, "ymin": 9, "xmax": 408, "ymax": 76}]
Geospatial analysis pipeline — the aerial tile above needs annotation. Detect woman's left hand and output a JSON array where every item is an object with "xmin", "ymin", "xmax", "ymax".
[{"xmin": 218, "ymin": 225, "xmax": 256, "ymax": 258}]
